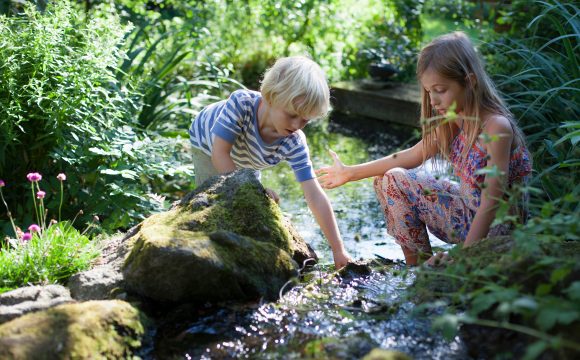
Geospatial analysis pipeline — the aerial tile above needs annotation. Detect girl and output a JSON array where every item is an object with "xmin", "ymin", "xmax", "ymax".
[{"xmin": 316, "ymin": 32, "xmax": 532, "ymax": 266}]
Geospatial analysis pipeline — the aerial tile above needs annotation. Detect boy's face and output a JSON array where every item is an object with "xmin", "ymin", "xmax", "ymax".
[{"xmin": 270, "ymin": 105, "xmax": 312, "ymax": 136}]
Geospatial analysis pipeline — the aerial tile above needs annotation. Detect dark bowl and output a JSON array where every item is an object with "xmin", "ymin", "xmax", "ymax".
[{"xmin": 368, "ymin": 63, "xmax": 398, "ymax": 80}]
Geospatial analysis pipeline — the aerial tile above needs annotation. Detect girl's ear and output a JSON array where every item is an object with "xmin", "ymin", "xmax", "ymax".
[{"xmin": 466, "ymin": 73, "xmax": 477, "ymax": 88}]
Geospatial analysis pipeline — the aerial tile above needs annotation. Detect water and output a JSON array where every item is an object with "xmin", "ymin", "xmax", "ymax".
[{"xmin": 152, "ymin": 116, "xmax": 465, "ymax": 359}]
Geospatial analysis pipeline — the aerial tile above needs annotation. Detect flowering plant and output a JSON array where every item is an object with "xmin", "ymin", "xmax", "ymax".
[{"xmin": 0, "ymin": 172, "xmax": 99, "ymax": 293}]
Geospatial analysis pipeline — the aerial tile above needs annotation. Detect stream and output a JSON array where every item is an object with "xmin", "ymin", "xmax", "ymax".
[{"xmin": 153, "ymin": 115, "xmax": 468, "ymax": 359}]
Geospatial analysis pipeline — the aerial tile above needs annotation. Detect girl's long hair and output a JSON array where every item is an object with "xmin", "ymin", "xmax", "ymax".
[{"xmin": 416, "ymin": 32, "xmax": 526, "ymax": 164}]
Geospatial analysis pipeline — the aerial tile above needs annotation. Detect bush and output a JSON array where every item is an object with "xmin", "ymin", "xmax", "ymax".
[
  {"xmin": 0, "ymin": 2, "xmax": 195, "ymax": 233},
  {"xmin": 481, "ymin": 0, "xmax": 579, "ymax": 204}
]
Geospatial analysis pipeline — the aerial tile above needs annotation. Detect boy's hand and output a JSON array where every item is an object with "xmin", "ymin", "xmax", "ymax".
[
  {"xmin": 333, "ymin": 249, "xmax": 352, "ymax": 270},
  {"xmin": 316, "ymin": 149, "xmax": 350, "ymax": 189},
  {"xmin": 265, "ymin": 188, "xmax": 280, "ymax": 204}
]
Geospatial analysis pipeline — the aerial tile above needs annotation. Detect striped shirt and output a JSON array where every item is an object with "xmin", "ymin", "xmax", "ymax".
[{"xmin": 189, "ymin": 89, "xmax": 315, "ymax": 182}]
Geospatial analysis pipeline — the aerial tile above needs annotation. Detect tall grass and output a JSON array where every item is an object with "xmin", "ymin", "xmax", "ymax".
[{"xmin": 482, "ymin": 0, "xmax": 579, "ymax": 204}]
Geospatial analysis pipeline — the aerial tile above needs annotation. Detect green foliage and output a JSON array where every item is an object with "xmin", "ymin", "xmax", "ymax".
[
  {"xmin": 480, "ymin": 0, "xmax": 579, "ymax": 204},
  {"xmin": 183, "ymin": 0, "xmax": 424, "ymax": 85},
  {"xmin": 0, "ymin": 221, "xmax": 100, "ymax": 293},
  {"xmin": 0, "ymin": 2, "xmax": 197, "ymax": 232}
]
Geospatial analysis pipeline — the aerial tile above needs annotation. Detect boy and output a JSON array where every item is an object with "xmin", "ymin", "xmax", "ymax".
[{"xmin": 189, "ymin": 56, "xmax": 351, "ymax": 269}]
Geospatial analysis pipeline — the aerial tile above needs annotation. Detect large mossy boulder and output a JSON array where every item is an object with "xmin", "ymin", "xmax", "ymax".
[
  {"xmin": 122, "ymin": 170, "xmax": 317, "ymax": 303},
  {"xmin": 0, "ymin": 300, "xmax": 149, "ymax": 359}
]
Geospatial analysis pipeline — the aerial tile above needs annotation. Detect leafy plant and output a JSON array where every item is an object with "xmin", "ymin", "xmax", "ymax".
[
  {"xmin": 0, "ymin": 172, "xmax": 99, "ymax": 294},
  {"xmin": 0, "ymin": 2, "xmax": 198, "ymax": 232},
  {"xmin": 0, "ymin": 221, "xmax": 100, "ymax": 294}
]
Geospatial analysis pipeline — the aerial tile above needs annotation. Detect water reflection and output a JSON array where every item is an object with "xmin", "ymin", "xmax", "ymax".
[{"xmin": 262, "ymin": 115, "xmax": 449, "ymax": 264}]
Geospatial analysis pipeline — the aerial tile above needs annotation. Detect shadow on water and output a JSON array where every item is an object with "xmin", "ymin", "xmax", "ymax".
[{"xmin": 152, "ymin": 115, "xmax": 466, "ymax": 359}]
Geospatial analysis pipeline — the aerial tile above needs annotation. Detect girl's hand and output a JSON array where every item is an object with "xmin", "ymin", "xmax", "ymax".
[
  {"xmin": 424, "ymin": 252, "xmax": 453, "ymax": 267},
  {"xmin": 316, "ymin": 149, "xmax": 351, "ymax": 189}
]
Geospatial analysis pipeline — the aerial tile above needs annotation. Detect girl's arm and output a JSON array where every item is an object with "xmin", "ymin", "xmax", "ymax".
[
  {"xmin": 317, "ymin": 139, "xmax": 435, "ymax": 189},
  {"xmin": 300, "ymin": 178, "xmax": 351, "ymax": 269},
  {"xmin": 211, "ymin": 136, "xmax": 237, "ymax": 173},
  {"xmin": 463, "ymin": 117, "xmax": 514, "ymax": 247}
]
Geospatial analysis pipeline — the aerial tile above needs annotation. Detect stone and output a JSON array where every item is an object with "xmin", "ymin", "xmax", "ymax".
[
  {"xmin": 362, "ymin": 348, "xmax": 412, "ymax": 360},
  {"xmin": 67, "ymin": 233, "xmax": 131, "ymax": 301},
  {"xmin": 0, "ymin": 285, "xmax": 74, "ymax": 324},
  {"xmin": 0, "ymin": 300, "xmax": 150, "ymax": 359},
  {"xmin": 122, "ymin": 169, "xmax": 318, "ymax": 303}
]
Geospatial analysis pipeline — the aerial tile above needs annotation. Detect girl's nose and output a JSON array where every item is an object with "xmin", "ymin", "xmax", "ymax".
[{"xmin": 430, "ymin": 94, "xmax": 439, "ymax": 107}]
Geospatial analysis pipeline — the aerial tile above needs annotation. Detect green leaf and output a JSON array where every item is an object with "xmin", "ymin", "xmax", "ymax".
[
  {"xmin": 535, "ymin": 283, "xmax": 552, "ymax": 296},
  {"xmin": 536, "ymin": 306, "xmax": 579, "ymax": 331},
  {"xmin": 563, "ymin": 282, "xmax": 580, "ymax": 301},
  {"xmin": 523, "ymin": 341, "xmax": 548, "ymax": 360},
  {"xmin": 433, "ymin": 314, "xmax": 459, "ymax": 340},
  {"xmin": 550, "ymin": 266, "xmax": 571, "ymax": 284}
]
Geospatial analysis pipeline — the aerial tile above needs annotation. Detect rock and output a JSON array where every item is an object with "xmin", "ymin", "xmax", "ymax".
[
  {"xmin": 0, "ymin": 285, "xmax": 74, "ymax": 324},
  {"xmin": 122, "ymin": 169, "xmax": 317, "ymax": 303},
  {"xmin": 302, "ymin": 334, "xmax": 379, "ymax": 359},
  {"xmin": 362, "ymin": 348, "xmax": 412, "ymax": 360},
  {"xmin": 67, "ymin": 232, "xmax": 131, "ymax": 301},
  {"xmin": 0, "ymin": 300, "xmax": 150, "ymax": 359},
  {"xmin": 68, "ymin": 264, "xmax": 124, "ymax": 301}
]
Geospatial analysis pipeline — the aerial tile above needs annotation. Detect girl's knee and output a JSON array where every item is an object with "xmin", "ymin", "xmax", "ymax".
[{"xmin": 374, "ymin": 168, "xmax": 408, "ymax": 191}]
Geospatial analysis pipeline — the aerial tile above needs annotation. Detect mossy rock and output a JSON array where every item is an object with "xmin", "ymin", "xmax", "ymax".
[
  {"xmin": 0, "ymin": 300, "xmax": 149, "ymax": 360},
  {"xmin": 123, "ymin": 170, "xmax": 316, "ymax": 303},
  {"xmin": 362, "ymin": 348, "xmax": 412, "ymax": 360}
]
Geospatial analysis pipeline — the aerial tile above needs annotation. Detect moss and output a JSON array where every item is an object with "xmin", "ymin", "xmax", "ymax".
[
  {"xmin": 362, "ymin": 349, "xmax": 412, "ymax": 360},
  {"xmin": 0, "ymin": 300, "xmax": 148, "ymax": 359},
  {"xmin": 229, "ymin": 183, "xmax": 292, "ymax": 250},
  {"xmin": 175, "ymin": 183, "xmax": 292, "ymax": 252}
]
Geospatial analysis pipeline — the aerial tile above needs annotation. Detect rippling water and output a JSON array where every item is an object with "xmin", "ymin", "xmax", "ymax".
[{"xmin": 153, "ymin": 116, "xmax": 464, "ymax": 359}]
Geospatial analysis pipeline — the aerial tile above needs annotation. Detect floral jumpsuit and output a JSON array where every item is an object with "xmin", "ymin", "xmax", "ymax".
[{"xmin": 373, "ymin": 128, "xmax": 532, "ymax": 254}]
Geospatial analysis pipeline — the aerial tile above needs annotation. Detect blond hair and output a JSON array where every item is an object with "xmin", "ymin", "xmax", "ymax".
[
  {"xmin": 260, "ymin": 56, "xmax": 330, "ymax": 119},
  {"xmin": 417, "ymin": 31, "xmax": 526, "ymax": 163}
]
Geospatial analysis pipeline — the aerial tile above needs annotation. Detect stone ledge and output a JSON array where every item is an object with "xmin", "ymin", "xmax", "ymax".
[{"xmin": 331, "ymin": 80, "xmax": 421, "ymax": 127}]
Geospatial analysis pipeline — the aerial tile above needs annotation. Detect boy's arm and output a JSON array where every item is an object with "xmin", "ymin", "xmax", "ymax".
[
  {"xmin": 300, "ymin": 178, "xmax": 351, "ymax": 269},
  {"xmin": 211, "ymin": 136, "xmax": 237, "ymax": 173}
]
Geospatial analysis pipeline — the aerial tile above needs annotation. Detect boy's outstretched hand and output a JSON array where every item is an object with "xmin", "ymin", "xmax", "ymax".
[
  {"xmin": 265, "ymin": 188, "xmax": 280, "ymax": 203},
  {"xmin": 316, "ymin": 149, "xmax": 350, "ymax": 189},
  {"xmin": 333, "ymin": 249, "xmax": 352, "ymax": 270}
]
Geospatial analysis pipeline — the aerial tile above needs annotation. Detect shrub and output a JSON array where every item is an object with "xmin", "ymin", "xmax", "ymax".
[{"xmin": 0, "ymin": 2, "xmax": 196, "ymax": 232}]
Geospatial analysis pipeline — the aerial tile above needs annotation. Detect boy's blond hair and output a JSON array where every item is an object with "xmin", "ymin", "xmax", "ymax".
[{"xmin": 260, "ymin": 56, "xmax": 330, "ymax": 120}]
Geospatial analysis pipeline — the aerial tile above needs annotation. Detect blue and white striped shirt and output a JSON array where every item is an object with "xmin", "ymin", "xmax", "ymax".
[{"xmin": 189, "ymin": 89, "xmax": 315, "ymax": 182}]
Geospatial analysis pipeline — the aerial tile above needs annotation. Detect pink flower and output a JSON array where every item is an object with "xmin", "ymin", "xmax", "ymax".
[
  {"xmin": 57, "ymin": 173, "xmax": 66, "ymax": 181},
  {"xmin": 36, "ymin": 190, "xmax": 46, "ymax": 199},
  {"xmin": 0, "ymin": 179, "xmax": 5, "ymax": 187},
  {"xmin": 27, "ymin": 172, "xmax": 42, "ymax": 182},
  {"xmin": 22, "ymin": 232, "xmax": 32, "ymax": 241},
  {"xmin": 28, "ymin": 224, "xmax": 41, "ymax": 233}
]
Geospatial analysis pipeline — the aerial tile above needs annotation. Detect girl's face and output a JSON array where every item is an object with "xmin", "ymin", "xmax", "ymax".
[{"xmin": 420, "ymin": 68, "xmax": 466, "ymax": 117}]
